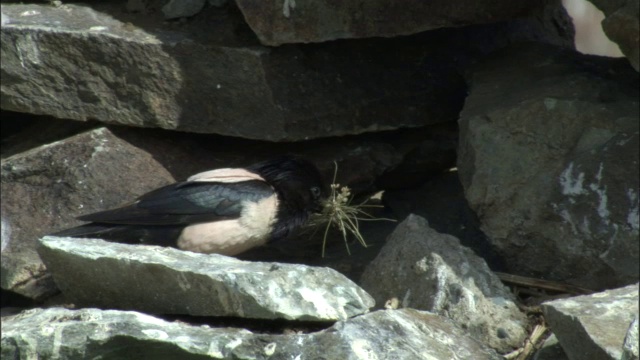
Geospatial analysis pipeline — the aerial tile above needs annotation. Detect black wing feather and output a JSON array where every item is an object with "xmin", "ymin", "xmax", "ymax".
[{"xmin": 77, "ymin": 180, "xmax": 273, "ymax": 225}]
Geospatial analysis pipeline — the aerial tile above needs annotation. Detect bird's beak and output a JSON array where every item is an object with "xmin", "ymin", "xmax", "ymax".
[{"xmin": 311, "ymin": 200, "xmax": 325, "ymax": 214}]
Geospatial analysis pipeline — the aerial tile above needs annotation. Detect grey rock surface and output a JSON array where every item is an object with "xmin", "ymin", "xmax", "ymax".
[
  {"xmin": 38, "ymin": 236, "xmax": 374, "ymax": 321},
  {"xmin": 588, "ymin": 0, "xmax": 639, "ymax": 71},
  {"xmin": 234, "ymin": 0, "xmax": 568, "ymax": 46},
  {"xmin": 457, "ymin": 42, "xmax": 640, "ymax": 289},
  {"xmin": 1, "ymin": 127, "xmax": 174, "ymax": 300},
  {"xmin": 622, "ymin": 316, "xmax": 639, "ymax": 360},
  {"xmin": 0, "ymin": 3, "xmax": 467, "ymax": 141},
  {"xmin": 162, "ymin": 0, "xmax": 206, "ymax": 19},
  {"xmin": 1, "ymin": 307, "xmax": 501, "ymax": 360},
  {"xmin": 360, "ymin": 215, "xmax": 528, "ymax": 354},
  {"xmin": 542, "ymin": 283, "xmax": 639, "ymax": 360},
  {"xmin": 382, "ymin": 171, "xmax": 501, "ymax": 268}
]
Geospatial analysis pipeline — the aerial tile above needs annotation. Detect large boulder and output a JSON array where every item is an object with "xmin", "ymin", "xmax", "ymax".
[
  {"xmin": 0, "ymin": 3, "xmax": 465, "ymax": 141},
  {"xmin": 457, "ymin": 42, "xmax": 639, "ymax": 289}
]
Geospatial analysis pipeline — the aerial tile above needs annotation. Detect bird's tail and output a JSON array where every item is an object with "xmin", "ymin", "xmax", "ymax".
[{"xmin": 49, "ymin": 223, "xmax": 184, "ymax": 247}]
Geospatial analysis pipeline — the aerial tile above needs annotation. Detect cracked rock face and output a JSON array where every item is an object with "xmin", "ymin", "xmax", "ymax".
[
  {"xmin": 543, "ymin": 283, "xmax": 639, "ymax": 360},
  {"xmin": 360, "ymin": 215, "xmax": 528, "ymax": 354},
  {"xmin": 0, "ymin": 128, "xmax": 175, "ymax": 300},
  {"xmin": 457, "ymin": 42, "xmax": 640, "ymax": 289},
  {"xmin": 38, "ymin": 236, "xmax": 375, "ymax": 322},
  {"xmin": 0, "ymin": 307, "xmax": 501, "ymax": 360}
]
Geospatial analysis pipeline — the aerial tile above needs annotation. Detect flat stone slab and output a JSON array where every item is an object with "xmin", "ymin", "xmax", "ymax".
[
  {"xmin": 0, "ymin": 3, "xmax": 467, "ymax": 141},
  {"xmin": 38, "ymin": 236, "xmax": 375, "ymax": 321},
  {"xmin": 235, "ymin": 0, "xmax": 551, "ymax": 46},
  {"xmin": 543, "ymin": 283, "xmax": 639, "ymax": 360},
  {"xmin": 1, "ymin": 307, "xmax": 501, "ymax": 360}
]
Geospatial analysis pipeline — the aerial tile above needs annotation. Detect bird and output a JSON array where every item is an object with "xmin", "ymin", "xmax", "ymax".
[{"xmin": 51, "ymin": 156, "xmax": 328, "ymax": 256}]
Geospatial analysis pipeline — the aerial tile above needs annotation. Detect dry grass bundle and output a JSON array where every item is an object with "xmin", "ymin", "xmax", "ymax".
[{"xmin": 309, "ymin": 162, "xmax": 395, "ymax": 257}]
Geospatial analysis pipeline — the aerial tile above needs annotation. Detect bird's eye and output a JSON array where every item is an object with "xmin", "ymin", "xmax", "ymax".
[{"xmin": 310, "ymin": 186, "xmax": 322, "ymax": 199}]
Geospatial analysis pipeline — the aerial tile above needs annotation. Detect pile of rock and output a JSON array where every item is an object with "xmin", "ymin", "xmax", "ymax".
[{"xmin": 1, "ymin": 0, "xmax": 638, "ymax": 359}]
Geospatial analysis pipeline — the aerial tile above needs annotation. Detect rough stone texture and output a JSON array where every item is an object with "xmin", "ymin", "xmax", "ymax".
[
  {"xmin": 588, "ymin": 0, "xmax": 640, "ymax": 71},
  {"xmin": 542, "ymin": 283, "xmax": 639, "ymax": 360},
  {"xmin": 0, "ymin": 127, "xmax": 174, "ymax": 300},
  {"xmin": 1, "ymin": 307, "xmax": 501, "ymax": 360},
  {"xmin": 39, "ymin": 236, "xmax": 375, "ymax": 321},
  {"xmin": 235, "ymin": 0, "xmax": 564, "ymax": 46},
  {"xmin": 623, "ymin": 316, "xmax": 639, "ymax": 360},
  {"xmin": 360, "ymin": 215, "xmax": 528, "ymax": 354},
  {"xmin": 0, "ymin": 3, "xmax": 468, "ymax": 141},
  {"xmin": 457, "ymin": 42, "xmax": 640, "ymax": 289}
]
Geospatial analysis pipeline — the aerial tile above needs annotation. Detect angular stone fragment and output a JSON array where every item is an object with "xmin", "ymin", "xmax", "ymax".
[
  {"xmin": 38, "ymin": 236, "xmax": 375, "ymax": 321},
  {"xmin": 360, "ymin": 215, "xmax": 528, "ymax": 354},
  {"xmin": 542, "ymin": 283, "xmax": 639, "ymax": 360},
  {"xmin": 1, "ymin": 307, "xmax": 501, "ymax": 360},
  {"xmin": 0, "ymin": 128, "xmax": 174, "ymax": 300},
  {"xmin": 457, "ymin": 42, "xmax": 640, "ymax": 289}
]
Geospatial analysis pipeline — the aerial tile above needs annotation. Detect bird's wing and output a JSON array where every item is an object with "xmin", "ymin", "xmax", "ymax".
[{"xmin": 77, "ymin": 180, "xmax": 274, "ymax": 225}]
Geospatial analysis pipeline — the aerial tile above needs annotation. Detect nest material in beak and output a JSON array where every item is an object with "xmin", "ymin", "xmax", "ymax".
[{"xmin": 308, "ymin": 162, "xmax": 395, "ymax": 257}]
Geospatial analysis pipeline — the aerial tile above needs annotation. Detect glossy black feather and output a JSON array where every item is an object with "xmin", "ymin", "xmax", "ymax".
[
  {"xmin": 50, "ymin": 156, "xmax": 327, "ymax": 253},
  {"xmin": 248, "ymin": 156, "xmax": 328, "ymax": 241},
  {"xmin": 77, "ymin": 180, "xmax": 273, "ymax": 225},
  {"xmin": 52, "ymin": 223, "xmax": 184, "ymax": 247}
]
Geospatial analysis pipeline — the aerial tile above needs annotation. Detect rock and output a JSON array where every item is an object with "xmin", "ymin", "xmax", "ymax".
[
  {"xmin": 623, "ymin": 316, "xmax": 639, "ymax": 360},
  {"xmin": 234, "ymin": 0, "xmax": 567, "ymax": 46},
  {"xmin": 0, "ymin": 3, "xmax": 468, "ymax": 141},
  {"xmin": 534, "ymin": 334, "xmax": 570, "ymax": 360},
  {"xmin": 542, "ymin": 283, "xmax": 639, "ymax": 360},
  {"xmin": 0, "ymin": 127, "xmax": 174, "ymax": 300},
  {"xmin": 360, "ymin": 215, "xmax": 528, "ymax": 354},
  {"xmin": 0, "ymin": 114, "xmax": 97, "ymax": 159},
  {"xmin": 162, "ymin": 0, "xmax": 206, "ymax": 19},
  {"xmin": 383, "ymin": 171, "xmax": 503, "ymax": 269},
  {"xmin": 587, "ymin": 0, "xmax": 640, "ymax": 71},
  {"xmin": 38, "ymin": 236, "xmax": 375, "ymax": 321},
  {"xmin": 1, "ymin": 307, "xmax": 501, "ymax": 359},
  {"xmin": 457, "ymin": 42, "xmax": 640, "ymax": 289}
]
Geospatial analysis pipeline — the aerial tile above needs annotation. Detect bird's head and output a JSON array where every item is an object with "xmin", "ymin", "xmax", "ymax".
[{"xmin": 247, "ymin": 156, "xmax": 328, "ymax": 216}]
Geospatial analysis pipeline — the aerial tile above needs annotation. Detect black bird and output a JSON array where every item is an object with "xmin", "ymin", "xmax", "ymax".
[{"xmin": 52, "ymin": 156, "xmax": 327, "ymax": 256}]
